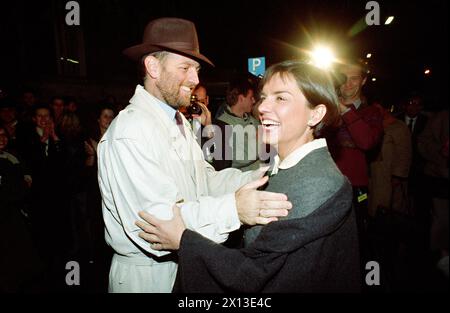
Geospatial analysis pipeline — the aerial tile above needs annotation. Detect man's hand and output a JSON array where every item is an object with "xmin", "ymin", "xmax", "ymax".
[
  {"xmin": 235, "ymin": 176, "xmax": 292, "ymax": 226},
  {"xmin": 84, "ymin": 141, "xmax": 95, "ymax": 156},
  {"xmin": 191, "ymin": 101, "xmax": 212, "ymax": 127},
  {"xmin": 40, "ymin": 124, "xmax": 50, "ymax": 143},
  {"xmin": 136, "ymin": 205, "xmax": 186, "ymax": 251},
  {"xmin": 47, "ymin": 120, "xmax": 60, "ymax": 141}
]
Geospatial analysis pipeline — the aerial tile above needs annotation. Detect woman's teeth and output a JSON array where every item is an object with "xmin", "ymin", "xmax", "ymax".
[{"xmin": 262, "ymin": 120, "xmax": 280, "ymax": 128}]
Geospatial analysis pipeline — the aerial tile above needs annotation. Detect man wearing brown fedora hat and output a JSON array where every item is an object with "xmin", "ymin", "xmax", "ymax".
[{"xmin": 97, "ymin": 17, "xmax": 292, "ymax": 293}]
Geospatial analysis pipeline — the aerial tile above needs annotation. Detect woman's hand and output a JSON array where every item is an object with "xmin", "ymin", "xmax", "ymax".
[
  {"xmin": 84, "ymin": 139, "xmax": 98, "ymax": 156},
  {"xmin": 136, "ymin": 205, "xmax": 186, "ymax": 251}
]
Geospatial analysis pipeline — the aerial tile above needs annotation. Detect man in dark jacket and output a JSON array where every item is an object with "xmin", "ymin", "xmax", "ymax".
[{"xmin": 397, "ymin": 94, "xmax": 428, "ymax": 218}]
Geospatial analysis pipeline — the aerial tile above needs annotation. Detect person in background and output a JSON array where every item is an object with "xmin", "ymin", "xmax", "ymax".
[
  {"xmin": 369, "ymin": 99, "xmax": 412, "ymax": 217},
  {"xmin": 50, "ymin": 96, "xmax": 65, "ymax": 129},
  {"xmin": 368, "ymin": 98, "xmax": 412, "ymax": 287},
  {"xmin": 16, "ymin": 104, "xmax": 66, "ymax": 263},
  {"xmin": 417, "ymin": 109, "xmax": 449, "ymax": 278},
  {"xmin": 64, "ymin": 96, "xmax": 79, "ymax": 114},
  {"xmin": 213, "ymin": 76, "xmax": 261, "ymax": 172},
  {"xmin": 18, "ymin": 89, "xmax": 38, "ymax": 125},
  {"xmin": 85, "ymin": 105, "xmax": 115, "ymax": 167},
  {"xmin": 326, "ymin": 59, "xmax": 383, "ymax": 271},
  {"xmin": 188, "ymin": 84, "xmax": 215, "ymax": 162},
  {"xmin": 0, "ymin": 98, "xmax": 21, "ymax": 156},
  {"xmin": 83, "ymin": 104, "xmax": 116, "ymax": 290},
  {"xmin": 0, "ymin": 125, "xmax": 44, "ymax": 292},
  {"xmin": 397, "ymin": 94, "xmax": 429, "ymax": 223}
]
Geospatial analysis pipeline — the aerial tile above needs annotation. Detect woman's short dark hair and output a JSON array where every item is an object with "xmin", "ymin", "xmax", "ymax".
[{"xmin": 259, "ymin": 60, "xmax": 340, "ymax": 138}]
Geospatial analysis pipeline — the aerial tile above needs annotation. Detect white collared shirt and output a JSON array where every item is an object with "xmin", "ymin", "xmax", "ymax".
[
  {"xmin": 353, "ymin": 98, "xmax": 362, "ymax": 110},
  {"xmin": 341, "ymin": 98, "xmax": 362, "ymax": 115},
  {"xmin": 36, "ymin": 127, "xmax": 49, "ymax": 156},
  {"xmin": 270, "ymin": 138, "xmax": 327, "ymax": 176},
  {"xmin": 405, "ymin": 116, "xmax": 417, "ymax": 132}
]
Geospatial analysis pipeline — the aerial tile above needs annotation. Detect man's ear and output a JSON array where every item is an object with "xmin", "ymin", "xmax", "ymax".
[
  {"xmin": 144, "ymin": 55, "xmax": 161, "ymax": 79},
  {"xmin": 308, "ymin": 104, "xmax": 327, "ymax": 127},
  {"xmin": 236, "ymin": 94, "xmax": 245, "ymax": 105}
]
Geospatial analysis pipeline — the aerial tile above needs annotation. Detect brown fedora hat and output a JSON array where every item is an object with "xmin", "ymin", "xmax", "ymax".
[{"xmin": 123, "ymin": 17, "xmax": 214, "ymax": 66}]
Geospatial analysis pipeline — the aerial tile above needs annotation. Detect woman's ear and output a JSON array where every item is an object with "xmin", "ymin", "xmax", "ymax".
[{"xmin": 308, "ymin": 104, "xmax": 327, "ymax": 127}]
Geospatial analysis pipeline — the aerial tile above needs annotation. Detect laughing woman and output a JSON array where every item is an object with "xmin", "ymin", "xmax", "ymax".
[{"xmin": 136, "ymin": 61, "xmax": 360, "ymax": 292}]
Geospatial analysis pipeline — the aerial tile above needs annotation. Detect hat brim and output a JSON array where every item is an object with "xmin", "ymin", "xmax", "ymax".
[{"xmin": 123, "ymin": 43, "xmax": 214, "ymax": 67}]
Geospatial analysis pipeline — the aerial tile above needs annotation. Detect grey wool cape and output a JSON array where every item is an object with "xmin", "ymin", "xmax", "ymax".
[{"xmin": 173, "ymin": 147, "xmax": 361, "ymax": 293}]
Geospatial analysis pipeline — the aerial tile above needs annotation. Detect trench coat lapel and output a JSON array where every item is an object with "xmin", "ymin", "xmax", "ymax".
[{"xmin": 131, "ymin": 86, "xmax": 199, "ymax": 185}]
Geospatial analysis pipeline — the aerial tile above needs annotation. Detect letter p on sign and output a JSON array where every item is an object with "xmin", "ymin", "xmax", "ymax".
[{"xmin": 248, "ymin": 57, "xmax": 266, "ymax": 77}]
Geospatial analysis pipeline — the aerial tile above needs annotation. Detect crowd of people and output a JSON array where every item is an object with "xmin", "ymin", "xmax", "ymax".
[
  {"xmin": 0, "ymin": 90, "xmax": 116, "ymax": 292},
  {"xmin": 0, "ymin": 16, "xmax": 448, "ymax": 293}
]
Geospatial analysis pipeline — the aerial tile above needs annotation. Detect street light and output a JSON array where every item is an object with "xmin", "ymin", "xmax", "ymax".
[
  {"xmin": 310, "ymin": 46, "xmax": 336, "ymax": 69},
  {"xmin": 366, "ymin": 53, "xmax": 372, "ymax": 59}
]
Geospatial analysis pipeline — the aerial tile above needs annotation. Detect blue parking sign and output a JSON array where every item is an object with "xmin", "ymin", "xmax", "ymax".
[{"xmin": 248, "ymin": 57, "xmax": 266, "ymax": 77}]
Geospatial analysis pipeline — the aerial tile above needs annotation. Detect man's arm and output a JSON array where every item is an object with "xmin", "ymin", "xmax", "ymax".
[
  {"xmin": 137, "ymin": 181, "xmax": 352, "ymax": 292},
  {"xmin": 99, "ymin": 136, "xmax": 247, "ymax": 256},
  {"xmin": 135, "ymin": 205, "xmax": 287, "ymax": 293},
  {"xmin": 99, "ymin": 135, "xmax": 289, "ymax": 256}
]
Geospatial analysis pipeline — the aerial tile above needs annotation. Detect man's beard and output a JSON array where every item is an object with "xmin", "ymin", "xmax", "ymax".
[{"xmin": 156, "ymin": 70, "xmax": 192, "ymax": 109}]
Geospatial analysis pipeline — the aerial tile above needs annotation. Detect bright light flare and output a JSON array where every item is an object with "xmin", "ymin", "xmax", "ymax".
[
  {"xmin": 310, "ymin": 46, "xmax": 336, "ymax": 69},
  {"xmin": 424, "ymin": 69, "xmax": 431, "ymax": 75},
  {"xmin": 366, "ymin": 53, "xmax": 372, "ymax": 59},
  {"xmin": 385, "ymin": 16, "xmax": 395, "ymax": 25}
]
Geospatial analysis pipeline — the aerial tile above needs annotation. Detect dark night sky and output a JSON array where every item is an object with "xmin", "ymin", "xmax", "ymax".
[{"xmin": 0, "ymin": 0, "xmax": 448, "ymax": 107}]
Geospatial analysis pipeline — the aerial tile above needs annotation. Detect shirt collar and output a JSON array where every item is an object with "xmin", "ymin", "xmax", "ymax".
[
  {"xmin": 353, "ymin": 98, "xmax": 362, "ymax": 110},
  {"xmin": 270, "ymin": 138, "xmax": 327, "ymax": 176},
  {"xmin": 137, "ymin": 85, "xmax": 177, "ymax": 121},
  {"xmin": 36, "ymin": 127, "xmax": 44, "ymax": 137},
  {"xmin": 225, "ymin": 105, "xmax": 250, "ymax": 120}
]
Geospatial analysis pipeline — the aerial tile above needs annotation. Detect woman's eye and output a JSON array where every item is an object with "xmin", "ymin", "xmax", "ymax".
[{"xmin": 277, "ymin": 96, "xmax": 286, "ymax": 102}]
